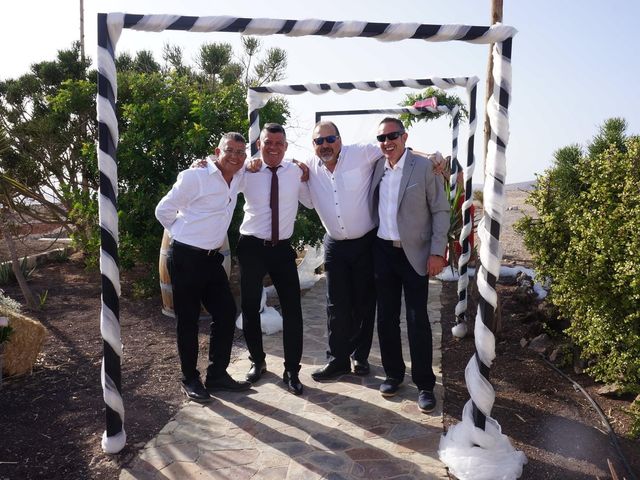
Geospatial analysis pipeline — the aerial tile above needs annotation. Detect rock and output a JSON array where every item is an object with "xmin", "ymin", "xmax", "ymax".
[
  {"xmin": 528, "ymin": 333, "xmax": 552, "ymax": 354},
  {"xmin": 548, "ymin": 345, "xmax": 571, "ymax": 367},
  {"xmin": 597, "ymin": 384, "xmax": 625, "ymax": 397}
]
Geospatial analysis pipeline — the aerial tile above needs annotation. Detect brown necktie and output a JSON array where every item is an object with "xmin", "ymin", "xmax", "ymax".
[{"xmin": 268, "ymin": 166, "xmax": 279, "ymax": 245}]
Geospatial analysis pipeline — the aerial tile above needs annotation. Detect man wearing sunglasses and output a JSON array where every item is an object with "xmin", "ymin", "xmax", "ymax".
[
  {"xmin": 369, "ymin": 117, "xmax": 449, "ymax": 414},
  {"xmin": 303, "ymin": 121, "xmax": 445, "ymax": 383},
  {"xmin": 303, "ymin": 121, "xmax": 384, "ymax": 381}
]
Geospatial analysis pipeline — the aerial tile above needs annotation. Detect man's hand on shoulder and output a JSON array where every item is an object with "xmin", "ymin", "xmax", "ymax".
[
  {"xmin": 246, "ymin": 157, "xmax": 262, "ymax": 173},
  {"xmin": 426, "ymin": 151, "xmax": 446, "ymax": 176},
  {"xmin": 190, "ymin": 157, "xmax": 210, "ymax": 169},
  {"xmin": 427, "ymin": 255, "xmax": 447, "ymax": 277},
  {"xmin": 292, "ymin": 159, "xmax": 310, "ymax": 182},
  {"xmin": 412, "ymin": 150, "xmax": 447, "ymax": 176}
]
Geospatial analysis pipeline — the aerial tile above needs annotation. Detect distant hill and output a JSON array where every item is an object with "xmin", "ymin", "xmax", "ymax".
[
  {"xmin": 472, "ymin": 180, "xmax": 536, "ymax": 192},
  {"xmin": 506, "ymin": 180, "xmax": 536, "ymax": 191}
]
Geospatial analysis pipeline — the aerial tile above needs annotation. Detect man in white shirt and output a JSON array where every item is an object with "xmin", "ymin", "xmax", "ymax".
[
  {"xmin": 302, "ymin": 121, "xmax": 382, "ymax": 381},
  {"xmin": 155, "ymin": 132, "xmax": 252, "ymax": 403},
  {"xmin": 239, "ymin": 123, "xmax": 306, "ymax": 395},
  {"xmin": 369, "ymin": 117, "xmax": 449, "ymax": 414}
]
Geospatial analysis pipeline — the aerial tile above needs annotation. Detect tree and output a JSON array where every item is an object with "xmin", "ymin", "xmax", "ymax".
[
  {"xmin": 0, "ymin": 126, "xmax": 38, "ymax": 309},
  {"xmin": 516, "ymin": 118, "xmax": 640, "ymax": 402},
  {"xmin": 0, "ymin": 39, "xmax": 327, "ymax": 290},
  {"xmin": 238, "ymin": 37, "xmax": 287, "ymax": 87},
  {"xmin": 0, "ymin": 42, "xmax": 95, "ymax": 239}
]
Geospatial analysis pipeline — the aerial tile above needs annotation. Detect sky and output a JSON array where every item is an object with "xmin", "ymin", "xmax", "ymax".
[{"xmin": 2, "ymin": 0, "xmax": 639, "ymax": 184}]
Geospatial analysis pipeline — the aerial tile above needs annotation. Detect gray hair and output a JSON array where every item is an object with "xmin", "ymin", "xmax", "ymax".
[{"xmin": 218, "ymin": 132, "xmax": 247, "ymax": 148}]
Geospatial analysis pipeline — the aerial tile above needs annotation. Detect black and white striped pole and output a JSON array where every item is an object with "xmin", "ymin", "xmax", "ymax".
[
  {"xmin": 97, "ymin": 12, "xmax": 125, "ymax": 454},
  {"xmin": 439, "ymin": 36, "xmax": 525, "ymax": 480},
  {"xmin": 96, "ymin": 16, "xmax": 518, "ymax": 471},
  {"xmin": 472, "ymin": 36, "xmax": 513, "ymax": 429},
  {"xmin": 452, "ymin": 79, "xmax": 479, "ymax": 339}
]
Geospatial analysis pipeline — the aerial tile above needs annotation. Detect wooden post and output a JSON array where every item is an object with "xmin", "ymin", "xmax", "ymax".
[
  {"xmin": 79, "ymin": 0, "xmax": 85, "ymax": 64},
  {"xmin": 483, "ymin": 0, "xmax": 504, "ymax": 175}
]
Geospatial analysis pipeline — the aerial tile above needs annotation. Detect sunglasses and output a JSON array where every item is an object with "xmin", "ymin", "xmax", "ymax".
[
  {"xmin": 313, "ymin": 135, "xmax": 339, "ymax": 145},
  {"xmin": 376, "ymin": 131, "xmax": 405, "ymax": 142}
]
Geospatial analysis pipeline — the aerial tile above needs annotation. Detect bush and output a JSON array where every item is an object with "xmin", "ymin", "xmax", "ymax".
[
  {"xmin": 0, "ymin": 257, "xmax": 35, "ymax": 286},
  {"xmin": 516, "ymin": 118, "xmax": 640, "ymax": 407}
]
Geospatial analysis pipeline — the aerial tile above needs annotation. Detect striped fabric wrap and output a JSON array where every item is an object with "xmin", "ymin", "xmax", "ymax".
[
  {"xmin": 97, "ymin": 13, "xmax": 126, "ymax": 455},
  {"xmin": 440, "ymin": 37, "xmax": 525, "ymax": 480}
]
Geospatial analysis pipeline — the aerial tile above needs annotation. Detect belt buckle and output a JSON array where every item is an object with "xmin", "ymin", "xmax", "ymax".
[
  {"xmin": 392, "ymin": 240, "xmax": 402, "ymax": 248},
  {"xmin": 263, "ymin": 239, "xmax": 277, "ymax": 247}
]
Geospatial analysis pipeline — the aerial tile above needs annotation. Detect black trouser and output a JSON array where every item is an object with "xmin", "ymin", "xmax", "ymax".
[
  {"xmin": 168, "ymin": 243, "xmax": 236, "ymax": 383},
  {"xmin": 323, "ymin": 229, "xmax": 376, "ymax": 367},
  {"xmin": 373, "ymin": 238, "xmax": 436, "ymax": 391},
  {"xmin": 237, "ymin": 235, "xmax": 303, "ymax": 373}
]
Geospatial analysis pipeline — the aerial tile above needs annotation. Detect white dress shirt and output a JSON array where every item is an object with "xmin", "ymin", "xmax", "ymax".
[
  {"xmin": 239, "ymin": 160, "xmax": 304, "ymax": 241},
  {"xmin": 377, "ymin": 149, "xmax": 409, "ymax": 241},
  {"xmin": 301, "ymin": 143, "xmax": 381, "ymax": 240},
  {"xmin": 155, "ymin": 156, "xmax": 244, "ymax": 250}
]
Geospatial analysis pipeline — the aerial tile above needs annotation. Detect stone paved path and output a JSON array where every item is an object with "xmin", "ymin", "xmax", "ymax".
[{"xmin": 121, "ymin": 277, "xmax": 448, "ymax": 479}]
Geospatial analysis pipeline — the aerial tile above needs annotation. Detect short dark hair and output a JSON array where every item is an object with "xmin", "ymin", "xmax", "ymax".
[
  {"xmin": 314, "ymin": 120, "xmax": 341, "ymax": 137},
  {"xmin": 378, "ymin": 117, "xmax": 405, "ymax": 132},
  {"xmin": 262, "ymin": 123, "xmax": 286, "ymax": 139},
  {"xmin": 218, "ymin": 132, "xmax": 246, "ymax": 148}
]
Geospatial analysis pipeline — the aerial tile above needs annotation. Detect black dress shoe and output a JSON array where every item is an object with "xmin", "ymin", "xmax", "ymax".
[
  {"xmin": 246, "ymin": 361, "xmax": 267, "ymax": 383},
  {"xmin": 379, "ymin": 377, "xmax": 403, "ymax": 397},
  {"xmin": 311, "ymin": 362, "xmax": 350, "ymax": 381},
  {"xmin": 352, "ymin": 359, "xmax": 370, "ymax": 376},
  {"xmin": 205, "ymin": 372, "xmax": 251, "ymax": 392},
  {"xmin": 418, "ymin": 389, "xmax": 436, "ymax": 413},
  {"xmin": 181, "ymin": 378, "xmax": 212, "ymax": 403},
  {"xmin": 283, "ymin": 371, "xmax": 303, "ymax": 395}
]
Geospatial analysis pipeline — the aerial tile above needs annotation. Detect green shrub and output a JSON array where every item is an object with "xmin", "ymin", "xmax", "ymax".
[
  {"xmin": 516, "ymin": 119, "xmax": 640, "ymax": 436},
  {"xmin": 0, "ymin": 257, "xmax": 35, "ymax": 286}
]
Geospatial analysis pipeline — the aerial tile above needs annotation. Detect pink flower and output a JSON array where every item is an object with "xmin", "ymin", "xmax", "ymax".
[{"xmin": 413, "ymin": 97, "xmax": 438, "ymax": 109}]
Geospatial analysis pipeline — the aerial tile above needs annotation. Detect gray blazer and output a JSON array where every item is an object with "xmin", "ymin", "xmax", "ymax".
[{"xmin": 369, "ymin": 149, "xmax": 450, "ymax": 276}]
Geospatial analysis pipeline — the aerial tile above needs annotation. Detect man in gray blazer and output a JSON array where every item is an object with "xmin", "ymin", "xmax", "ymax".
[{"xmin": 369, "ymin": 117, "xmax": 449, "ymax": 413}]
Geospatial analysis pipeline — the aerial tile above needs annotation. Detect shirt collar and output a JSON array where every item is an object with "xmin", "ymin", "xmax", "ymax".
[
  {"xmin": 259, "ymin": 159, "xmax": 287, "ymax": 171},
  {"xmin": 384, "ymin": 148, "xmax": 408, "ymax": 171},
  {"xmin": 205, "ymin": 155, "xmax": 245, "ymax": 181},
  {"xmin": 206, "ymin": 155, "xmax": 219, "ymax": 175}
]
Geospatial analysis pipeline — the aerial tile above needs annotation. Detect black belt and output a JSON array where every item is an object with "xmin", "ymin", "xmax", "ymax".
[
  {"xmin": 171, "ymin": 240, "xmax": 220, "ymax": 256},
  {"xmin": 378, "ymin": 238, "xmax": 403, "ymax": 248},
  {"xmin": 242, "ymin": 235, "xmax": 290, "ymax": 247}
]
